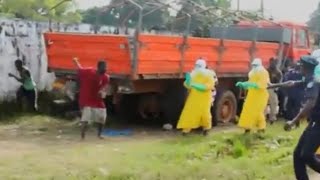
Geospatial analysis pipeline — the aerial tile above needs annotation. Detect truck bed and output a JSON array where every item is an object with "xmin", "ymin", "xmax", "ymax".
[{"xmin": 44, "ymin": 32, "xmax": 279, "ymax": 78}]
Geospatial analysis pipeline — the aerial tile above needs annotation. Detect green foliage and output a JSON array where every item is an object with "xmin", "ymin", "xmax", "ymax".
[
  {"xmin": 81, "ymin": 0, "xmax": 171, "ymax": 30},
  {"xmin": 173, "ymin": 0, "xmax": 232, "ymax": 34},
  {"xmin": 81, "ymin": 0, "xmax": 232, "ymax": 33},
  {"xmin": 308, "ymin": 2, "xmax": 320, "ymax": 32},
  {"xmin": 307, "ymin": 3, "xmax": 320, "ymax": 46},
  {"xmin": 0, "ymin": 0, "xmax": 82, "ymax": 23}
]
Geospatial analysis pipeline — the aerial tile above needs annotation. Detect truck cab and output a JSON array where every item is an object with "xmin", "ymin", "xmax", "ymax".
[
  {"xmin": 236, "ymin": 21, "xmax": 311, "ymax": 62},
  {"xmin": 212, "ymin": 20, "xmax": 312, "ymax": 66},
  {"xmin": 278, "ymin": 21, "xmax": 311, "ymax": 60}
]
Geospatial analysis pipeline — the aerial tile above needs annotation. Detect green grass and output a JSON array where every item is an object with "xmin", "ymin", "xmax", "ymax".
[{"xmin": 0, "ymin": 115, "xmax": 311, "ymax": 180}]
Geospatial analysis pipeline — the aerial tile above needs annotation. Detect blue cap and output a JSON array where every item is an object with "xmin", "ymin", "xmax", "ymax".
[{"xmin": 300, "ymin": 55, "xmax": 319, "ymax": 66}]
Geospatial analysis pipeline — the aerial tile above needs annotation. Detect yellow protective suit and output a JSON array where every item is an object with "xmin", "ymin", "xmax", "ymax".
[
  {"xmin": 238, "ymin": 68, "xmax": 270, "ymax": 130},
  {"xmin": 177, "ymin": 69, "xmax": 215, "ymax": 133}
]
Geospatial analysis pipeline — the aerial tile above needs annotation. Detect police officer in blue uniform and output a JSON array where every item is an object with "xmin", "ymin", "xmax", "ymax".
[
  {"xmin": 284, "ymin": 55, "xmax": 320, "ymax": 180},
  {"xmin": 283, "ymin": 62, "xmax": 304, "ymax": 121}
]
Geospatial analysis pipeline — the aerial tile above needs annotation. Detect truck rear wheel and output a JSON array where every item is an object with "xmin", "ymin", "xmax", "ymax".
[{"xmin": 213, "ymin": 90, "xmax": 237, "ymax": 124}]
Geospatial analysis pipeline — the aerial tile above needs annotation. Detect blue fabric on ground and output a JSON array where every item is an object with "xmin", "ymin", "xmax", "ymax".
[{"xmin": 102, "ymin": 129, "xmax": 133, "ymax": 136}]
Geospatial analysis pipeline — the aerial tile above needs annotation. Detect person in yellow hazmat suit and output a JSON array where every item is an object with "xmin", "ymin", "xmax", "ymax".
[
  {"xmin": 236, "ymin": 58, "xmax": 270, "ymax": 133},
  {"xmin": 177, "ymin": 58, "xmax": 215, "ymax": 136}
]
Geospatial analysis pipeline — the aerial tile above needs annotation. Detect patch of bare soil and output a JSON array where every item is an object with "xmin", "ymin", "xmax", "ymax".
[
  {"xmin": 0, "ymin": 116, "xmax": 235, "ymax": 155},
  {"xmin": 311, "ymin": 174, "xmax": 320, "ymax": 180}
]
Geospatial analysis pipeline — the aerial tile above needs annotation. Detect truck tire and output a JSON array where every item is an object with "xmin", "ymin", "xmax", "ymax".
[{"xmin": 213, "ymin": 90, "xmax": 237, "ymax": 124}]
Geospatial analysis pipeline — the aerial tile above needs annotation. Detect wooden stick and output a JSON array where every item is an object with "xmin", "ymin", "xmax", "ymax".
[{"xmin": 267, "ymin": 80, "xmax": 303, "ymax": 89}]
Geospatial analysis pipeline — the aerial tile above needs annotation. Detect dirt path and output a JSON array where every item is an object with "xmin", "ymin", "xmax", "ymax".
[
  {"xmin": 0, "ymin": 116, "xmax": 313, "ymax": 179},
  {"xmin": 0, "ymin": 118, "xmax": 236, "ymax": 149},
  {"xmin": 311, "ymin": 174, "xmax": 320, "ymax": 180}
]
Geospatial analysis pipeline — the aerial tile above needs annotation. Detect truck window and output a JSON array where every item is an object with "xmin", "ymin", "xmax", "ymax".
[
  {"xmin": 210, "ymin": 26, "xmax": 292, "ymax": 44},
  {"xmin": 296, "ymin": 29, "xmax": 308, "ymax": 48}
]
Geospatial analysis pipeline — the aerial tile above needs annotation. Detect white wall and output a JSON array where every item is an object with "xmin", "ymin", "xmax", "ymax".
[
  {"xmin": 0, "ymin": 17, "xmax": 175, "ymax": 102},
  {"xmin": 0, "ymin": 18, "xmax": 133, "ymax": 102}
]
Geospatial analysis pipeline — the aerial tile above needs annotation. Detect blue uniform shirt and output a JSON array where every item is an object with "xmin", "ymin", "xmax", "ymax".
[
  {"xmin": 284, "ymin": 68, "xmax": 304, "ymax": 99},
  {"xmin": 302, "ymin": 74, "xmax": 320, "ymax": 122}
]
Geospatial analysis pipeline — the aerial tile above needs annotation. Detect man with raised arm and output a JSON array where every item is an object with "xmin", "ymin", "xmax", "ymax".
[{"xmin": 73, "ymin": 58, "xmax": 110, "ymax": 140}]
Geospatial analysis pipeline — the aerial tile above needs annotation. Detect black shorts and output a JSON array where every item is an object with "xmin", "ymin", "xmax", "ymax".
[{"xmin": 17, "ymin": 86, "xmax": 37, "ymax": 111}]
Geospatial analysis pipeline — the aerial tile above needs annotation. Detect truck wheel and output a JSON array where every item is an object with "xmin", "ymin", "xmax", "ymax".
[{"xmin": 213, "ymin": 90, "xmax": 237, "ymax": 124}]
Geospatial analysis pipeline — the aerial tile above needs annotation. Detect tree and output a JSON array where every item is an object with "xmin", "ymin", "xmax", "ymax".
[
  {"xmin": 0, "ymin": 0, "xmax": 82, "ymax": 23},
  {"xmin": 308, "ymin": 2, "xmax": 320, "ymax": 33},
  {"xmin": 173, "ymin": 0, "xmax": 232, "ymax": 34},
  {"xmin": 81, "ymin": 0, "xmax": 171, "ymax": 31},
  {"xmin": 307, "ymin": 2, "xmax": 320, "ymax": 46}
]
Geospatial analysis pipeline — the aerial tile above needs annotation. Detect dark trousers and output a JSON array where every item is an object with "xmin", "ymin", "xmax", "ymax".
[
  {"xmin": 285, "ymin": 97, "xmax": 301, "ymax": 120},
  {"xmin": 278, "ymin": 90, "xmax": 287, "ymax": 117},
  {"xmin": 17, "ymin": 86, "xmax": 37, "ymax": 111},
  {"xmin": 294, "ymin": 122, "xmax": 320, "ymax": 180}
]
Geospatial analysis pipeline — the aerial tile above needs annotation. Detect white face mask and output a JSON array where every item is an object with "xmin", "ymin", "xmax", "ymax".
[
  {"xmin": 191, "ymin": 59, "xmax": 207, "ymax": 77},
  {"xmin": 251, "ymin": 64, "xmax": 258, "ymax": 70},
  {"xmin": 195, "ymin": 64, "xmax": 203, "ymax": 70},
  {"xmin": 194, "ymin": 59, "xmax": 206, "ymax": 70},
  {"xmin": 251, "ymin": 58, "xmax": 262, "ymax": 70},
  {"xmin": 249, "ymin": 64, "xmax": 263, "ymax": 77}
]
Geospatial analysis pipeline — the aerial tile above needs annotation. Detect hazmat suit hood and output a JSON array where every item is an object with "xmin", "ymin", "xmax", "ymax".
[
  {"xmin": 191, "ymin": 58, "xmax": 208, "ymax": 77},
  {"xmin": 249, "ymin": 58, "xmax": 264, "ymax": 77},
  {"xmin": 251, "ymin": 58, "xmax": 262, "ymax": 67},
  {"xmin": 195, "ymin": 58, "xmax": 206, "ymax": 69}
]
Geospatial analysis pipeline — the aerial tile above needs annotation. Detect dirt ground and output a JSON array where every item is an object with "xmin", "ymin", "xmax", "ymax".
[
  {"xmin": 0, "ymin": 115, "xmax": 319, "ymax": 180},
  {"xmin": 0, "ymin": 115, "xmax": 240, "ymax": 179}
]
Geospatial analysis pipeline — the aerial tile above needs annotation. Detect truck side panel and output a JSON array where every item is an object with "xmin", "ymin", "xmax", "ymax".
[
  {"xmin": 255, "ymin": 43, "xmax": 279, "ymax": 66},
  {"xmin": 218, "ymin": 40, "xmax": 251, "ymax": 74},
  {"xmin": 137, "ymin": 35, "xmax": 183, "ymax": 74},
  {"xmin": 137, "ymin": 35, "xmax": 279, "ymax": 75},
  {"xmin": 44, "ymin": 33, "xmax": 132, "ymax": 75},
  {"xmin": 44, "ymin": 33, "xmax": 279, "ymax": 77},
  {"xmin": 183, "ymin": 37, "xmax": 219, "ymax": 71}
]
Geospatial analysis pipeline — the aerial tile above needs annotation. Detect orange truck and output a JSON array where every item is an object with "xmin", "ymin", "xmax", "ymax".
[{"xmin": 44, "ymin": 20, "xmax": 311, "ymax": 126}]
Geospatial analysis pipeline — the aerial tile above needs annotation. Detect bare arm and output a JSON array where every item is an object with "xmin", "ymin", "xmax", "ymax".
[
  {"xmin": 8, "ymin": 69, "xmax": 31, "ymax": 83},
  {"xmin": 291, "ymin": 99, "xmax": 317, "ymax": 124},
  {"xmin": 73, "ymin": 57, "xmax": 82, "ymax": 69},
  {"xmin": 288, "ymin": 82, "xmax": 320, "ymax": 126},
  {"xmin": 8, "ymin": 73, "xmax": 23, "ymax": 83},
  {"xmin": 267, "ymin": 80, "xmax": 303, "ymax": 89}
]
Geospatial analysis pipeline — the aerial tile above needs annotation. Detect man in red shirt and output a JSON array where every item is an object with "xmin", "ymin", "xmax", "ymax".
[{"xmin": 73, "ymin": 58, "xmax": 110, "ymax": 140}]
